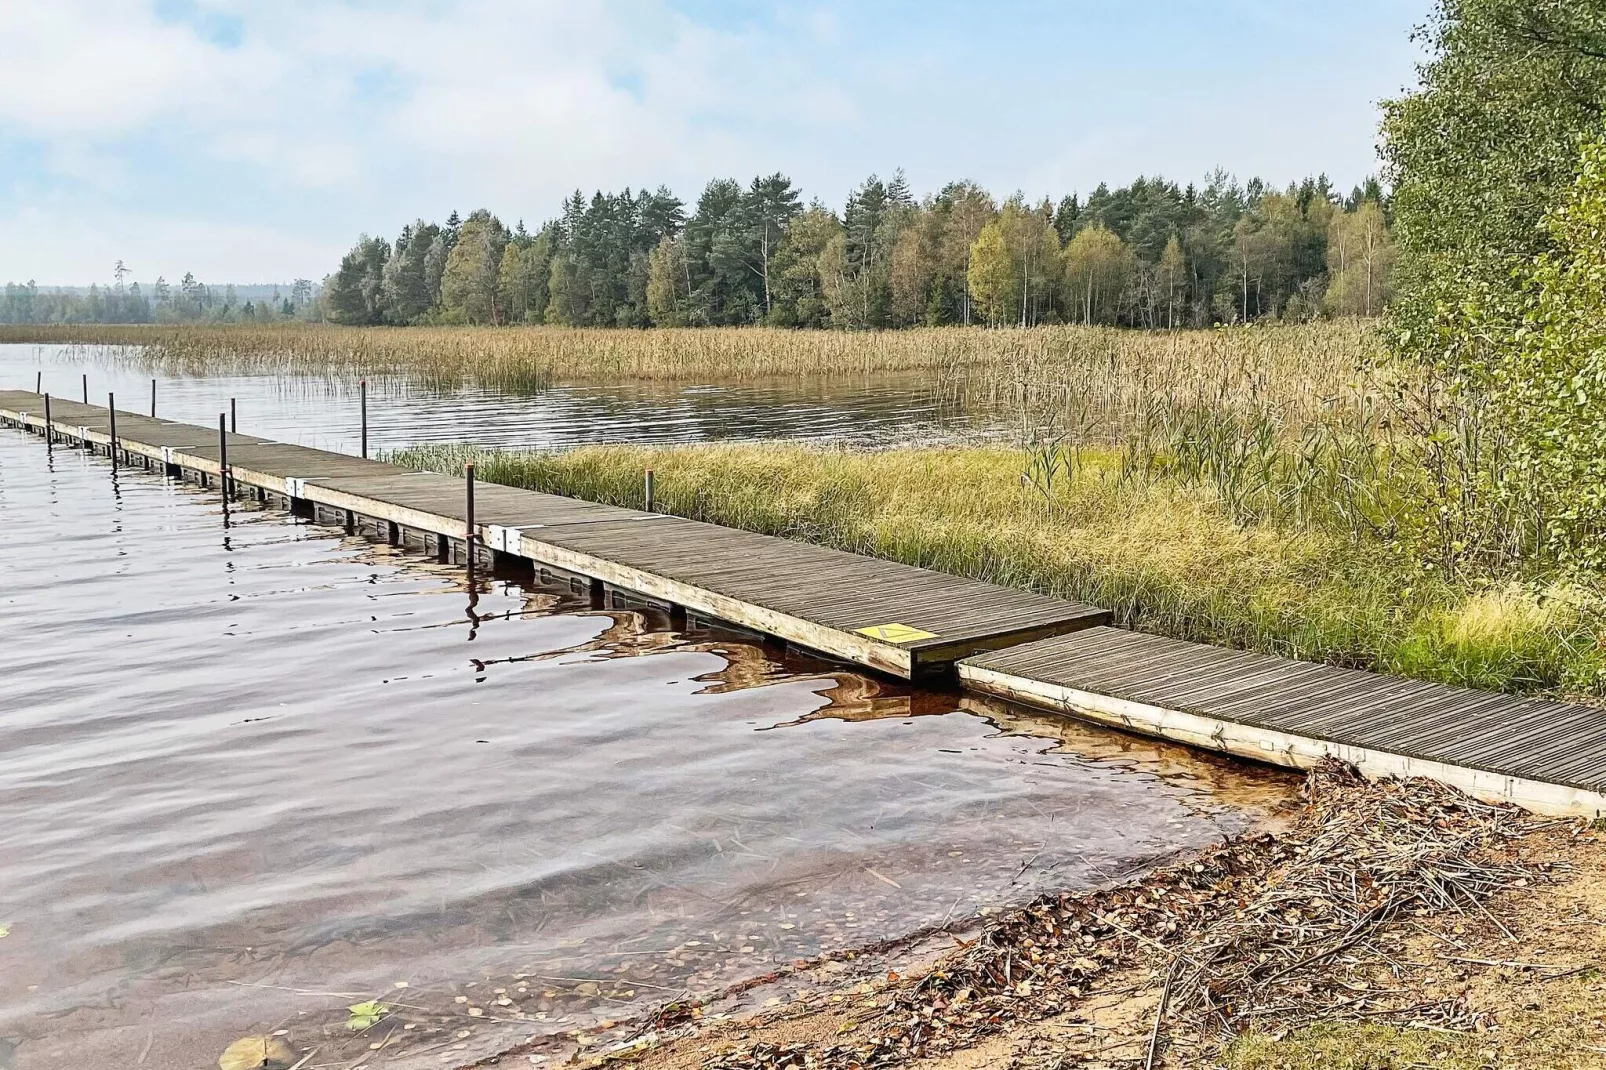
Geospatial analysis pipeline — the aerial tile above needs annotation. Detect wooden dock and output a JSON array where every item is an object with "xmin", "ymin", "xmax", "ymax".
[
  {"xmin": 0, "ymin": 391, "xmax": 1107, "ymax": 679},
  {"xmin": 961, "ymin": 627, "xmax": 1606, "ymax": 817},
  {"xmin": 11, "ymin": 388, "xmax": 1606, "ymax": 817}
]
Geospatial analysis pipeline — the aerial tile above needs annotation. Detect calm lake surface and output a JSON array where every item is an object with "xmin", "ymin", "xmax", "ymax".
[
  {"xmin": 0, "ymin": 342, "xmax": 998, "ymax": 453},
  {"xmin": 0, "ymin": 345, "xmax": 1295, "ymax": 1069}
]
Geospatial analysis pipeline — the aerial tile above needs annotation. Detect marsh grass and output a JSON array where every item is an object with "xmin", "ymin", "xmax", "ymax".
[
  {"xmin": 390, "ymin": 441, "xmax": 1606, "ymax": 698},
  {"xmin": 1, "ymin": 320, "xmax": 1369, "ymax": 421},
  {"xmin": 15, "ymin": 319, "xmax": 1592, "ymax": 690}
]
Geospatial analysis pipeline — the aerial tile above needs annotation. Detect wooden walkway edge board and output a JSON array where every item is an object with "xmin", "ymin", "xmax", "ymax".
[
  {"xmin": 0, "ymin": 392, "xmax": 1108, "ymax": 679},
  {"xmin": 960, "ymin": 627, "xmax": 1606, "ymax": 817}
]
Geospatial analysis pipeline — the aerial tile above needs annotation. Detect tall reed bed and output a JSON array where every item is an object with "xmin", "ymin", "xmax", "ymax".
[
  {"xmin": 391, "ymin": 441, "xmax": 1606, "ymax": 699},
  {"xmin": 2, "ymin": 321, "xmax": 1370, "ymax": 423}
]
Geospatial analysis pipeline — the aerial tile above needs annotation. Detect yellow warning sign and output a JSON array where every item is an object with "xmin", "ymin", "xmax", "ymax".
[{"xmin": 856, "ymin": 622, "xmax": 939, "ymax": 644}]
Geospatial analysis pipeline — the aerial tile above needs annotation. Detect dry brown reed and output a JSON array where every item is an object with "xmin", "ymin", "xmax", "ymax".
[{"xmin": 0, "ymin": 321, "xmax": 1375, "ymax": 429}]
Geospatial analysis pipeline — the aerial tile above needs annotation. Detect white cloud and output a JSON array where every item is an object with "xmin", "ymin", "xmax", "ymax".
[{"xmin": 0, "ymin": 0, "xmax": 1427, "ymax": 281}]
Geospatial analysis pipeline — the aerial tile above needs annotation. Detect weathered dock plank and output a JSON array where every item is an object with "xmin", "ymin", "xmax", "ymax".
[
  {"xmin": 960, "ymin": 626, "xmax": 1606, "ymax": 816},
  {"xmin": 0, "ymin": 392, "xmax": 1108, "ymax": 678}
]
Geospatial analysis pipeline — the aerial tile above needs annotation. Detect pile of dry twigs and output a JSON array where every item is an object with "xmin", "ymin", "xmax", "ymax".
[{"xmin": 705, "ymin": 761, "xmax": 1549, "ymax": 1070}]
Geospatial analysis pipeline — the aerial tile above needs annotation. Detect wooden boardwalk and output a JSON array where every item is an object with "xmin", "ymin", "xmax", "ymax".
[
  {"xmin": 961, "ymin": 627, "xmax": 1606, "ymax": 816},
  {"xmin": 0, "ymin": 391, "xmax": 1107, "ymax": 678},
  {"xmin": 13, "ymin": 388, "xmax": 1606, "ymax": 815}
]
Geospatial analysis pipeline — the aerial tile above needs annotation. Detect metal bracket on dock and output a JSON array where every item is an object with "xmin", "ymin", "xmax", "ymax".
[
  {"xmin": 486, "ymin": 525, "xmax": 524, "ymax": 554},
  {"xmin": 285, "ymin": 477, "xmax": 308, "ymax": 498}
]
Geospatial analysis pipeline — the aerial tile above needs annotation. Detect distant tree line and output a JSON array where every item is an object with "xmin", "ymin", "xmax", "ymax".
[
  {"xmin": 325, "ymin": 171, "xmax": 1396, "ymax": 329},
  {"xmin": 0, "ymin": 262, "xmax": 317, "ymax": 325}
]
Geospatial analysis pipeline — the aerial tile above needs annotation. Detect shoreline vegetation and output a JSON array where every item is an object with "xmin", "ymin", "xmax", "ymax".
[
  {"xmin": 0, "ymin": 320, "xmax": 1365, "ymax": 401},
  {"xmin": 388, "ymin": 439, "xmax": 1604, "ymax": 702},
  {"xmin": 8, "ymin": 318, "xmax": 1601, "ymax": 700}
]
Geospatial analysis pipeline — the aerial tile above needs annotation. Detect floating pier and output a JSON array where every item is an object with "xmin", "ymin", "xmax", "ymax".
[
  {"xmin": 961, "ymin": 627, "xmax": 1606, "ymax": 817},
  {"xmin": 7, "ymin": 389, "xmax": 1606, "ymax": 817},
  {"xmin": 0, "ymin": 391, "xmax": 1107, "ymax": 679}
]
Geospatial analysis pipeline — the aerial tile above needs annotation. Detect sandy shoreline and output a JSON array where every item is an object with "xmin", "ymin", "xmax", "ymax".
[{"xmin": 457, "ymin": 762, "xmax": 1606, "ymax": 1070}]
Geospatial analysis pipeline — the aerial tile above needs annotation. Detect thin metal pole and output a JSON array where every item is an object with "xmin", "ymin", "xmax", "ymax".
[
  {"xmin": 108, "ymin": 393, "xmax": 118, "ymax": 468},
  {"xmin": 230, "ymin": 397, "xmax": 237, "ymax": 433},
  {"xmin": 82, "ymin": 373, "xmax": 88, "ymax": 404},
  {"xmin": 43, "ymin": 393, "xmax": 52, "ymax": 449},
  {"xmin": 464, "ymin": 462, "xmax": 476, "ymax": 573},
  {"xmin": 218, "ymin": 413, "xmax": 230, "ymax": 502},
  {"xmin": 360, "ymin": 379, "xmax": 368, "ymax": 459},
  {"xmin": 150, "ymin": 379, "xmax": 157, "ymax": 417},
  {"xmin": 645, "ymin": 468, "xmax": 655, "ymax": 513},
  {"xmin": 34, "ymin": 371, "xmax": 40, "ymax": 393}
]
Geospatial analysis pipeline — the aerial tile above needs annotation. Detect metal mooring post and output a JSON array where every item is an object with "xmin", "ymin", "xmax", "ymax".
[
  {"xmin": 360, "ymin": 379, "xmax": 369, "ymax": 459},
  {"xmin": 81, "ymin": 373, "xmax": 87, "ymax": 404},
  {"xmin": 218, "ymin": 413, "xmax": 230, "ymax": 502},
  {"xmin": 230, "ymin": 398, "xmax": 237, "ymax": 434},
  {"xmin": 150, "ymin": 379, "xmax": 157, "ymax": 417},
  {"xmin": 645, "ymin": 468, "xmax": 655, "ymax": 513},
  {"xmin": 108, "ymin": 393, "xmax": 118, "ymax": 468},
  {"xmin": 34, "ymin": 371, "xmax": 40, "ymax": 393},
  {"xmin": 464, "ymin": 462, "xmax": 476, "ymax": 575},
  {"xmin": 43, "ymin": 393, "xmax": 53, "ymax": 449}
]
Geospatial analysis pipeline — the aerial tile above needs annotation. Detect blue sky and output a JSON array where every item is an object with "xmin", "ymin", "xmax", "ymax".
[{"xmin": 0, "ymin": 0, "xmax": 1431, "ymax": 285}]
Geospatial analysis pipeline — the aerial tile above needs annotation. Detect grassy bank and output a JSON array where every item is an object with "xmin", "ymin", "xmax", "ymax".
[
  {"xmin": 390, "ymin": 440, "xmax": 1606, "ymax": 699},
  {"xmin": 0, "ymin": 321, "xmax": 1371, "ymax": 431}
]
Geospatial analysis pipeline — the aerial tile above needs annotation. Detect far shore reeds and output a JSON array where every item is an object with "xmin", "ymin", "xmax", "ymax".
[{"xmin": 0, "ymin": 321, "xmax": 1373, "ymax": 435}]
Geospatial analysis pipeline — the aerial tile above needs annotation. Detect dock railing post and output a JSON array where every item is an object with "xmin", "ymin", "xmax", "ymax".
[
  {"xmin": 360, "ymin": 379, "xmax": 368, "ymax": 459},
  {"xmin": 464, "ymin": 462, "xmax": 476, "ymax": 575},
  {"xmin": 43, "ymin": 393, "xmax": 52, "ymax": 449},
  {"xmin": 645, "ymin": 468, "xmax": 654, "ymax": 513},
  {"xmin": 108, "ymin": 393, "xmax": 118, "ymax": 468},
  {"xmin": 218, "ymin": 413, "xmax": 230, "ymax": 502}
]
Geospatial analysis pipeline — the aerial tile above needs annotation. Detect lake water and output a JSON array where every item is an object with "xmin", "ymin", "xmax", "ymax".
[
  {"xmin": 0, "ymin": 345, "xmax": 1295, "ymax": 1070},
  {"xmin": 0, "ymin": 343, "xmax": 996, "ymax": 454}
]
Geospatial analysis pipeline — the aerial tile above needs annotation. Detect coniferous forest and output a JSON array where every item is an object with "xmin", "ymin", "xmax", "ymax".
[
  {"xmin": 319, "ymin": 171, "xmax": 1394, "ymax": 330},
  {"xmin": 0, "ymin": 171, "xmax": 1395, "ymax": 329}
]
